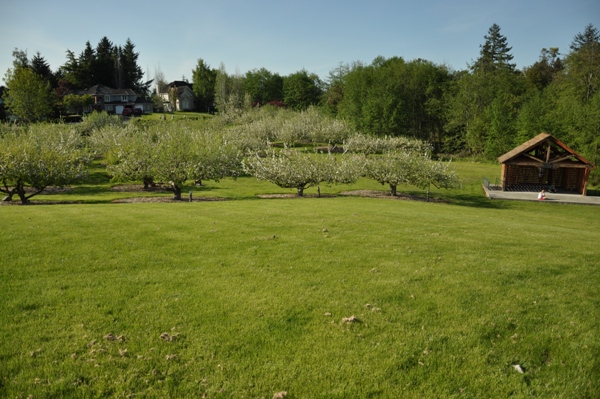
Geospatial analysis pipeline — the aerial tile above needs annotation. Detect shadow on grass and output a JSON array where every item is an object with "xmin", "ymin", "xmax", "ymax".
[{"xmin": 446, "ymin": 194, "xmax": 514, "ymax": 209}]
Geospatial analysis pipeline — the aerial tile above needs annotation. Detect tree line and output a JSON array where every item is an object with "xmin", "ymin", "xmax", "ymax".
[
  {"xmin": 1, "ymin": 24, "xmax": 599, "ymax": 183},
  {"xmin": 2, "ymin": 37, "xmax": 148, "ymax": 122}
]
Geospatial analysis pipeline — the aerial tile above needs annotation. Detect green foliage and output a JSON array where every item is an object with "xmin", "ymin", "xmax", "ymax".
[
  {"xmin": 470, "ymin": 23, "xmax": 516, "ymax": 73},
  {"xmin": 190, "ymin": 132, "xmax": 244, "ymax": 185},
  {"xmin": 563, "ymin": 24, "xmax": 600, "ymax": 101},
  {"xmin": 58, "ymin": 37, "xmax": 145, "ymax": 91},
  {"xmin": 3, "ymin": 67, "xmax": 56, "ymax": 122},
  {"xmin": 79, "ymin": 111, "xmax": 123, "ymax": 134},
  {"xmin": 62, "ymin": 93, "xmax": 93, "ymax": 115},
  {"xmin": 213, "ymin": 63, "xmax": 248, "ymax": 117},
  {"xmin": 523, "ymin": 48, "xmax": 563, "ymax": 91},
  {"xmin": 344, "ymin": 133, "xmax": 431, "ymax": 155},
  {"xmin": 104, "ymin": 127, "xmax": 157, "ymax": 189},
  {"xmin": 101, "ymin": 123, "xmax": 244, "ymax": 199},
  {"xmin": 283, "ymin": 69, "xmax": 323, "ymax": 110},
  {"xmin": 244, "ymin": 67, "xmax": 284, "ymax": 105},
  {"xmin": 0, "ymin": 124, "xmax": 91, "ymax": 203},
  {"xmin": 336, "ymin": 57, "xmax": 451, "ymax": 143},
  {"xmin": 364, "ymin": 151, "xmax": 415, "ymax": 195},
  {"xmin": 443, "ymin": 24, "xmax": 525, "ymax": 158},
  {"xmin": 243, "ymin": 148, "xmax": 362, "ymax": 196},
  {"xmin": 192, "ymin": 58, "xmax": 217, "ymax": 112}
]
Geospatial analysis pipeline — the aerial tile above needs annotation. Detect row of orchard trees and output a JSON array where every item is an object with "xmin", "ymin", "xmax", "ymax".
[{"xmin": 0, "ymin": 108, "xmax": 460, "ymax": 204}]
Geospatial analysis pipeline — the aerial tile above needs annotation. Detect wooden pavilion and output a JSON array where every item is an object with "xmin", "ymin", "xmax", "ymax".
[{"xmin": 497, "ymin": 133, "xmax": 596, "ymax": 196}]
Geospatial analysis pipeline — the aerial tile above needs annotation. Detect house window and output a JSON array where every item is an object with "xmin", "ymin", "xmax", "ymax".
[
  {"xmin": 104, "ymin": 95, "xmax": 110, "ymax": 102},
  {"xmin": 121, "ymin": 95, "xmax": 128, "ymax": 102}
]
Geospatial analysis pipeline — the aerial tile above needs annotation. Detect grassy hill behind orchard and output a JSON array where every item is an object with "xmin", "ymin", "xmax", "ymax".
[{"xmin": 1, "ymin": 160, "xmax": 599, "ymax": 398}]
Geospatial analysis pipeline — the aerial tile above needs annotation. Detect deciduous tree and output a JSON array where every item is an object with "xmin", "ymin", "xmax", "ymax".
[
  {"xmin": 283, "ymin": 70, "xmax": 322, "ymax": 110},
  {"xmin": 243, "ymin": 148, "xmax": 362, "ymax": 196},
  {"xmin": 0, "ymin": 125, "xmax": 91, "ymax": 204},
  {"xmin": 3, "ymin": 67, "xmax": 56, "ymax": 122}
]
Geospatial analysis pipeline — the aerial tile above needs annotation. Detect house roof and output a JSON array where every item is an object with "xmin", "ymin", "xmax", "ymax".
[
  {"xmin": 176, "ymin": 86, "xmax": 194, "ymax": 97},
  {"xmin": 167, "ymin": 80, "xmax": 193, "ymax": 88},
  {"xmin": 498, "ymin": 132, "xmax": 595, "ymax": 168},
  {"xmin": 157, "ymin": 81, "xmax": 194, "ymax": 95},
  {"xmin": 81, "ymin": 84, "xmax": 137, "ymax": 96}
]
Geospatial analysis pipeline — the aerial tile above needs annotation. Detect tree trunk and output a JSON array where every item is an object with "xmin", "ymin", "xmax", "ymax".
[
  {"xmin": 297, "ymin": 187, "xmax": 304, "ymax": 197},
  {"xmin": 1, "ymin": 180, "xmax": 16, "ymax": 201},
  {"xmin": 17, "ymin": 189, "xmax": 30, "ymax": 205},
  {"xmin": 171, "ymin": 184, "xmax": 182, "ymax": 200},
  {"xmin": 13, "ymin": 180, "xmax": 30, "ymax": 204},
  {"xmin": 390, "ymin": 185, "xmax": 397, "ymax": 196},
  {"xmin": 143, "ymin": 177, "xmax": 155, "ymax": 189}
]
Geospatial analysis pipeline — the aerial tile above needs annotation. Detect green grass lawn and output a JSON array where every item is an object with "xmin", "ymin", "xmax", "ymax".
[{"xmin": 1, "ymin": 161, "xmax": 599, "ymax": 398}]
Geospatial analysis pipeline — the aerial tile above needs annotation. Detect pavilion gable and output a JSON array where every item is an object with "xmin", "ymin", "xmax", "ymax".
[{"xmin": 497, "ymin": 133, "xmax": 595, "ymax": 195}]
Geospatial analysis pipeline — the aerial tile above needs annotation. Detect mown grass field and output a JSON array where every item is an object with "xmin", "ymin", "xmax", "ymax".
[{"xmin": 1, "ymin": 161, "xmax": 599, "ymax": 398}]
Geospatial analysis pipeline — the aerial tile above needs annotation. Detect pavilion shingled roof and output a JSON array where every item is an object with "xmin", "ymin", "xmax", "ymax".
[{"xmin": 498, "ymin": 132, "xmax": 595, "ymax": 168}]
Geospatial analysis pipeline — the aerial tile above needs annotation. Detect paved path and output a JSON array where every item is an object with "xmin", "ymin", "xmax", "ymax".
[{"xmin": 482, "ymin": 186, "xmax": 600, "ymax": 205}]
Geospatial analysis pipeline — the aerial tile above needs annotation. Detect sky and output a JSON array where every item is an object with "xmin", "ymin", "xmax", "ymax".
[{"xmin": 1, "ymin": 0, "xmax": 599, "ymax": 85}]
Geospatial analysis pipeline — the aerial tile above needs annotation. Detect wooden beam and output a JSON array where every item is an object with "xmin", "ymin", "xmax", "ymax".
[
  {"xmin": 550, "ymin": 155, "xmax": 574, "ymax": 164},
  {"xmin": 582, "ymin": 168, "xmax": 590, "ymax": 196},
  {"xmin": 546, "ymin": 143, "xmax": 552, "ymax": 162},
  {"xmin": 523, "ymin": 153, "xmax": 544, "ymax": 163}
]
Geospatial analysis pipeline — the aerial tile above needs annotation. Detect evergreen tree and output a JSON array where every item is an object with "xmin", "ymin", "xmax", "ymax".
[
  {"xmin": 95, "ymin": 37, "xmax": 116, "ymax": 87},
  {"xmin": 30, "ymin": 52, "xmax": 56, "ymax": 88},
  {"xmin": 471, "ymin": 23, "xmax": 516, "ymax": 73},
  {"xmin": 445, "ymin": 24, "xmax": 524, "ymax": 157},
  {"xmin": 119, "ymin": 38, "xmax": 145, "ymax": 92},
  {"xmin": 192, "ymin": 59, "xmax": 217, "ymax": 112},
  {"xmin": 78, "ymin": 41, "xmax": 96, "ymax": 88},
  {"xmin": 59, "ymin": 50, "xmax": 80, "ymax": 87},
  {"xmin": 565, "ymin": 24, "xmax": 600, "ymax": 101}
]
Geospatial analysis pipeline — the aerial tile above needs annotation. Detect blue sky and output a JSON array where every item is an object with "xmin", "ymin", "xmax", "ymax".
[{"xmin": 1, "ymin": 0, "xmax": 599, "ymax": 85}]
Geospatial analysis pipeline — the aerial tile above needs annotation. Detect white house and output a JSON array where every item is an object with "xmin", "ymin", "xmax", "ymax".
[{"xmin": 158, "ymin": 81, "xmax": 195, "ymax": 112}]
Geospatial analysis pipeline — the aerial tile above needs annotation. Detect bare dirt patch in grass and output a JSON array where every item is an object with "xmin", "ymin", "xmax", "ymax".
[
  {"xmin": 257, "ymin": 193, "xmax": 336, "ymax": 199},
  {"xmin": 110, "ymin": 184, "xmax": 170, "ymax": 193},
  {"xmin": 112, "ymin": 196, "xmax": 228, "ymax": 203},
  {"xmin": 340, "ymin": 190, "xmax": 449, "ymax": 203},
  {"xmin": 0, "ymin": 200, "xmax": 82, "ymax": 205},
  {"xmin": 110, "ymin": 184, "xmax": 229, "ymax": 203}
]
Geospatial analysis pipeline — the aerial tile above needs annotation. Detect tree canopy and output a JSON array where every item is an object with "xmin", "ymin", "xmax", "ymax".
[{"xmin": 3, "ymin": 66, "xmax": 56, "ymax": 122}]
